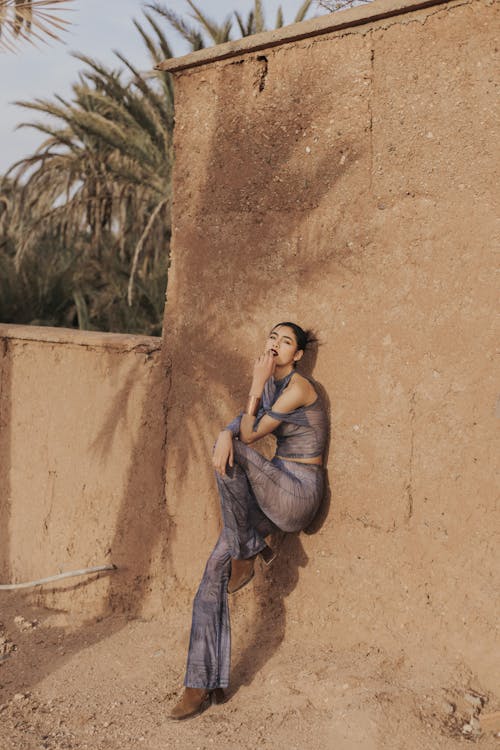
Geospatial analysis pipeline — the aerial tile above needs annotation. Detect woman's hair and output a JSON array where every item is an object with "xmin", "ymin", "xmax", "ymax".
[{"xmin": 271, "ymin": 321, "xmax": 315, "ymax": 353}]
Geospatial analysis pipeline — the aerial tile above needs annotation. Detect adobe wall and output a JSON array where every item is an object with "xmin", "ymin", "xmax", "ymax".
[
  {"xmin": 161, "ymin": 0, "xmax": 499, "ymax": 694},
  {"xmin": 0, "ymin": 325, "xmax": 168, "ymax": 620}
]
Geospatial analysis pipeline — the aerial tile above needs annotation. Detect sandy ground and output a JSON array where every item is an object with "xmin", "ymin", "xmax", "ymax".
[{"xmin": 0, "ymin": 593, "xmax": 499, "ymax": 750}]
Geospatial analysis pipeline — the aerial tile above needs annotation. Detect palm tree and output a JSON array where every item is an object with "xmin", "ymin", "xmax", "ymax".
[
  {"xmin": 0, "ymin": 0, "xmax": 72, "ymax": 52},
  {"xmin": 10, "ymin": 42, "xmax": 174, "ymax": 300},
  {"xmin": 2, "ymin": 1, "xmax": 317, "ymax": 333},
  {"xmin": 3, "ymin": 12, "xmax": 176, "ymax": 330}
]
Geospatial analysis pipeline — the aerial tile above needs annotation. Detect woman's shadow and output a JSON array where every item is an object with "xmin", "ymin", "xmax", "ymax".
[{"xmin": 230, "ymin": 337, "xmax": 332, "ymax": 693}]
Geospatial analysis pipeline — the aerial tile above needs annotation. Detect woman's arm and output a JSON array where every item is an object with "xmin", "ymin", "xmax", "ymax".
[
  {"xmin": 239, "ymin": 377, "xmax": 312, "ymax": 444},
  {"xmin": 212, "ymin": 429, "xmax": 234, "ymax": 476},
  {"xmin": 223, "ymin": 413, "xmax": 243, "ymax": 438}
]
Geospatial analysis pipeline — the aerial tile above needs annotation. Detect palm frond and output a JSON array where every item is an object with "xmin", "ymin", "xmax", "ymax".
[
  {"xmin": 139, "ymin": 12, "xmax": 174, "ymax": 63},
  {"xmin": 234, "ymin": 10, "xmax": 249, "ymax": 37},
  {"xmin": 146, "ymin": 2, "xmax": 205, "ymax": 50},
  {"xmin": 184, "ymin": 0, "xmax": 232, "ymax": 44},
  {"xmin": 0, "ymin": 0, "xmax": 73, "ymax": 52},
  {"xmin": 254, "ymin": 0, "xmax": 265, "ymax": 34},
  {"xmin": 127, "ymin": 196, "xmax": 169, "ymax": 306},
  {"xmin": 293, "ymin": 0, "xmax": 314, "ymax": 23}
]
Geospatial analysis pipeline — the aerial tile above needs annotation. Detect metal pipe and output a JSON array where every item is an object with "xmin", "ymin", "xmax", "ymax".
[{"xmin": 0, "ymin": 564, "xmax": 117, "ymax": 590}]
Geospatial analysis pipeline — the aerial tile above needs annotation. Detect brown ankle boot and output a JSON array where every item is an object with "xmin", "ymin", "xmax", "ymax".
[
  {"xmin": 228, "ymin": 555, "xmax": 256, "ymax": 594},
  {"xmin": 170, "ymin": 687, "xmax": 225, "ymax": 720}
]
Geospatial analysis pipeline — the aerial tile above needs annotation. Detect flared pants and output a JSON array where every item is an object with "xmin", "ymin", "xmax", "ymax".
[{"xmin": 183, "ymin": 440, "xmax": 324, "ymax": 689}]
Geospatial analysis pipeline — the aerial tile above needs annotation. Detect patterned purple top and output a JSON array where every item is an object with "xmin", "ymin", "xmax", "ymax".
[{"xmin": 224, "ymin": 370, "xmax": 328, "ymax": 459}]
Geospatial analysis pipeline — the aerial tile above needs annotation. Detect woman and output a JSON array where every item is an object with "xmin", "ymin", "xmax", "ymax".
[{"xmin": 170, "ymin": 322, "xmax": 328, "ymax": 720}]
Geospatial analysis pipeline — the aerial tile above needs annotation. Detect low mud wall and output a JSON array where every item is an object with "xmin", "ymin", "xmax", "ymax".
[
  {"xmin": 0, "ymin": 325, "xmax": 168, "ymax": 620},
  {"xmin": 160, "ymin": 0, "xmax": 499, "ymax": 695}
]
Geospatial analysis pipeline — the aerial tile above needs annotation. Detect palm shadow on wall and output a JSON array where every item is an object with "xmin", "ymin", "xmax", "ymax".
[
  {"xmin": 0, "ymin": 340, "xmax": 171, "ymax": 703},
  {"xmin": 88, "ymin": 346, "xmax": 170, "ymax": 616},
  {"xmin": 166, "ymin": 41, "xmax": 367, "ymax": 686},
  {"xmin": 167, "ymin": 39, "xmax": 368, "ymax": 489}
]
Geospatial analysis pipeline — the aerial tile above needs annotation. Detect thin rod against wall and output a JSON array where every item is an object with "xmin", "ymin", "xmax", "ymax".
[{"xmin": 0, "ymin": 564, "xmax": 117, "ymax": 590}]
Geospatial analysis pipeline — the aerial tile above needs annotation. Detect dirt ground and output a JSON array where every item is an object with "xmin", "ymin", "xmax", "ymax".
[{"xmin": 0, "ymin": 593, "xmax": 498, "ymax": 750}]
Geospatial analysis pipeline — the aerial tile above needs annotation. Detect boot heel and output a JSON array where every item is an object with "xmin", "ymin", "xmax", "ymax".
[
  {"xmin": 170, "ymin": 688, "xmax": 212, "ymax": 720},
  {"xmin": 228, "ymin": 556, "xmax": 256, "ymax": 594},
  {"xmin": 211, "ymin": 688, "xmax": 226, "ymax": 705},
  {"xmin": 259, "ymin": 543, "xmax": 277, "ymax": 566}
]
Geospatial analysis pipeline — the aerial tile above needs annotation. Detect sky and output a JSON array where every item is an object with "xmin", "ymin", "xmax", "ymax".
[{"xmin": 0, "ymin": 1, "xmax": 328, "ymax": 174}]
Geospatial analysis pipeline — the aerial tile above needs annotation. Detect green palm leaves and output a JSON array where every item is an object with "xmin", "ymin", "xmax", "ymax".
[
  {"xmin": 1, "ymin": 1, "xmax": 315, "ymax": 333},
  {"xmin": 3, "ymin": 15, "xmax": 173, "ymax": 331},
  {"xmin": 8, "ymin": 16, "xmax": 174, "ymax": 309}
]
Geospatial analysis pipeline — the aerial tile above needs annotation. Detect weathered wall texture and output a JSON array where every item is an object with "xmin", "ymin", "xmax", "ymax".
[
  {"xmin": 0, "ymin": 0, "xmax": 497, "ymax": 723},
  {"xmin": 0, "ymin": 325, "xmax": 168, "ymax": 619},
  {"xmin": 162, "ymin": 0, "xmax": 499, "ymax": 694}
]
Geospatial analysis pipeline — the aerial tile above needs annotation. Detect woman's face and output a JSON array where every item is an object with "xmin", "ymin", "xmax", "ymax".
[{"xmin": 264, "ymin": 325, "xmax": 303, "ymax": 367}]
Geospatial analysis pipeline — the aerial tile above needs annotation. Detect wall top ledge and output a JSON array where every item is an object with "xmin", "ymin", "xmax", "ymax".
[
  {"xmin": 156, "ymin": 0, "xmax": 456, "ymax": 73},
  {"xmin": 0, "ymin": 323, "xmax": 161, "ymax": 353}
]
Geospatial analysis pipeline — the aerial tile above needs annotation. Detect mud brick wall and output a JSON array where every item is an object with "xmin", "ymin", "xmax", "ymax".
[{"xmin": 160, "ymin": 0, "xmax": 498, "ymax": 693}]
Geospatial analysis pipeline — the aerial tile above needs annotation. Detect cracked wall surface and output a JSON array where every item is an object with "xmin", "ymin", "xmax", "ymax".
[{"xmin": 162, "ymin": 0, "xmax": 499, "ymax": 693}]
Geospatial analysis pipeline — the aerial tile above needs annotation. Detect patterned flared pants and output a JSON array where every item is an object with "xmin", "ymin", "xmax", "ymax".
[{"xmin": 183, "ymin": 440, "xmax": 324, "ymax": 689}]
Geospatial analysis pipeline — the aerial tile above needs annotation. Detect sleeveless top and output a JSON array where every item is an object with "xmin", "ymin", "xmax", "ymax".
[{"xmin": 225, "ymin": 370, "xmax": 328, "ymax": 459}]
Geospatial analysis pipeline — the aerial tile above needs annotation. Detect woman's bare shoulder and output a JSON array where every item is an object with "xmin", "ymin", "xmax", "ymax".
[{"xmin": 288, "ymin": 372, "xmax": 317, "ymax": 405}]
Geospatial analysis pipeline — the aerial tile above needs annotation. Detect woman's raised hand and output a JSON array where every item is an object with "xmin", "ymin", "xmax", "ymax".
[
  {"xmin": 213, "ymin": 430, "xmax": 234, "ymax": 476},
  {"xmin": 251, "ymin": 351, "xmax": 276, "ymax": 396}
]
